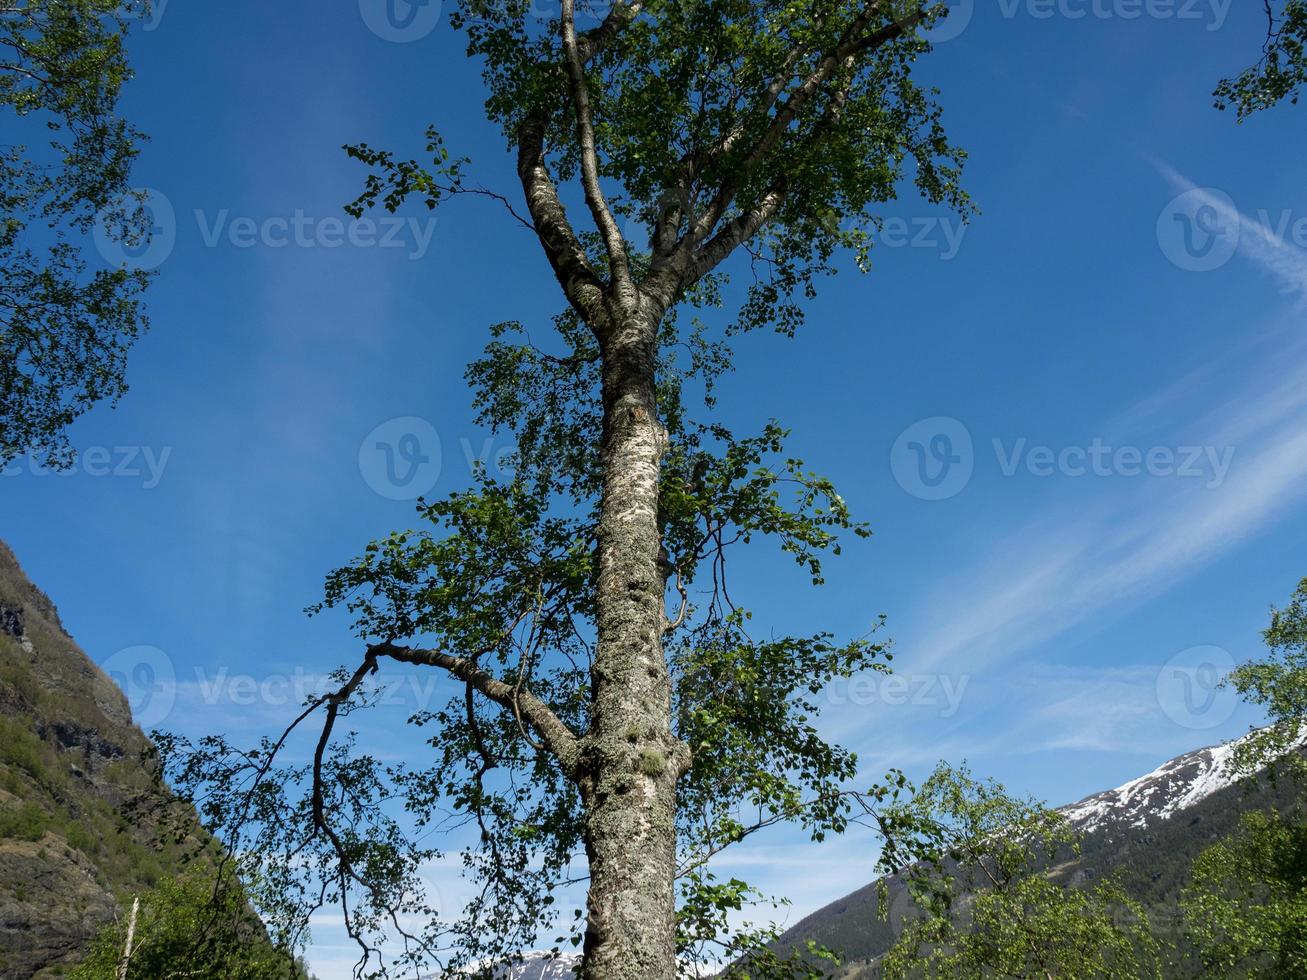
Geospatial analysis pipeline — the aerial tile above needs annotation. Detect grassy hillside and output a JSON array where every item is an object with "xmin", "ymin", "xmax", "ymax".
[{"xmin": 0, "ymin": 540, "xmax": 201, "ymax": 978}]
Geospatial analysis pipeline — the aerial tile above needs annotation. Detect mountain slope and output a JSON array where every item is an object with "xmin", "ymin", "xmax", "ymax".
[
  {"xmin": 770, "ymin": 732, "xmax": 1304, "ymax": 976},
  {"xmin": 0, "ymin": 540, "xmax": 205, "ymax": 979}
]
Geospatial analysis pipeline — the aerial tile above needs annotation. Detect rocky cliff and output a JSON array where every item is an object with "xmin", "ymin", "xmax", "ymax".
[{"xmin": 0, "ymin": 540, "xmax": 200, "ymax": 979}]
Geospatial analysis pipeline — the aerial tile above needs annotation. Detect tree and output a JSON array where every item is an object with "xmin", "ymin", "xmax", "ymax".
[
  {"xmin": 1215, "ymin": 0, "xmax": 1307, "ymax": 119},
  {"xmin": 67, "ymin": 867, "xmax": 309, "ymax": 980},
  {"xmin": 1180, "ymin": 577, "xmax": 1307, "ymax": 977},
  {"xmin": 0, "ymin": 0, "xmax": 153, "ymax": 468},
  {"xmin": 1182, "ymin": 810, "xmax": 1307, "ymax": 978},
  {"xmin": 1224, "ymin": 575, "xmax": 1307, "ymax": 782},
  {"xmin": 159, "ymin": 2, "xmax": 971, "ymax": 977},
  {"xmin": 877, "ymin": 763, "xmax": 1162, "ymax": 980}
]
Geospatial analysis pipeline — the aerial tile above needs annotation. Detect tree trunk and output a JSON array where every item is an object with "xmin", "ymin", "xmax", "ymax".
[{"xmin": 579, "ymin": 311, "xmax": 687, "ymax": 979}]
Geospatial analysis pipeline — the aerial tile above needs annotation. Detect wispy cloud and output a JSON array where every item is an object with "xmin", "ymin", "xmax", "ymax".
[
  {"xmin": 1156, "ymin": 160, "xmax": 1307, "ymax": 297},
  {"xmin": 908, "ymin": 346, "xmax": 1307, "ymax": 677}
]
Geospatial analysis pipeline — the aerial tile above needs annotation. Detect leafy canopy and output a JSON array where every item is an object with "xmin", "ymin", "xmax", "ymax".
[
  {"xmin": 1215, "ymin": 1, "xmax": 1307, "ymax": 119},
  {"xmin": 1, "ymin": 0, "xmax": 153, "ymax": 467}
]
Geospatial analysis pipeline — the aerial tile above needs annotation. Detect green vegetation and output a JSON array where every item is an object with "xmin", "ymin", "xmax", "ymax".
[
  {"xmin": 1216, "ymin": 1, "xmax": 1307, "ymax": 119},
  {"xmin": 876, "ymin": 763, "xmax": 1162, "ymax": 980},
  {"xmin": 848, "ymin": 579, "xmax": 1307, "ymax": 979},
  {"xmin": 68, "ymin": 869, "xmax": 308, "ymax": 980},
  {"xmin": 0, "ymin": 0, "xmax": 152, "ymax": 467},
  {"xmin": 1182, "ymin": 810, "xmax": 1307, "ymax": 977},
  {"xmin": 1178, "ymin": 576, "xmax": 1307, "ymax": 978},
  {"xmin": 0, "ymin": 672, "xmax": 171, "ymax": 889}
]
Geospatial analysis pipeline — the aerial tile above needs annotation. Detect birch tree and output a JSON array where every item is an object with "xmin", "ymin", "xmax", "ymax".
[{"xmin": 161, "ymin": 2, "xmax": 971, "ymax": 977}]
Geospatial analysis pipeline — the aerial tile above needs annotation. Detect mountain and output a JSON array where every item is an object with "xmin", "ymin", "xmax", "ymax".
[
  {"xmin": 0, "ymin": 540, "xmax": 206, "ymax": 978},
  {"xmin": 491, "ymin": 952, "xmax": 582, "ymax": 979},
  {"xmin": 769, "ymin": 731, "xmax": 1305, "ymax": 976}
]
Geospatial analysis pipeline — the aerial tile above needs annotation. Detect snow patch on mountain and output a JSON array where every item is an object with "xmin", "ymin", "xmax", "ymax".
[
  {"xmin": 1059, "ymin": 727, "xmax": 1303, "ymax": 834},
  {"xmin": 488, "ymin": 951, "xmax": 580, "ymax": 979}
]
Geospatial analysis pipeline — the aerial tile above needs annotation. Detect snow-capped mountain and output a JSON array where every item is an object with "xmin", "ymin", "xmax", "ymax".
[
  {"xmin": 767, "ymin": 728, "xmax": 1304, "ymax": 974},
  {"xmin": 491, "ymin": 951, "xmax": 581, "ymax": 980},
  {"xmin": 1059, "ymin": 727, "xmax": 1304, "ymax": 834}
]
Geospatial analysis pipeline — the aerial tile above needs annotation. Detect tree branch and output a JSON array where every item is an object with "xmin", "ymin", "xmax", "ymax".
[
  {"xmin": 576, "ymin": 0, "xmax": 645, "ymax": 64},
  {"xmin": 516, "ymin": 112, "xmax": 608, "ymax": 328},
  {"xmin": 561, "ymin": 0, "xmax": 635, "ymax": 307},
  {"xmin": 370, "ymin": 641, "xmax": 582, "ymax": 776},
  {"xmin": 685, "ymin": 3, "xmax": 920, "ymax": 255}
]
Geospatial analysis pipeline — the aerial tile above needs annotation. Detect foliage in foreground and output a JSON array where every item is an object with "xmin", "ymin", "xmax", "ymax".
[
  {"xmin": 1179, "ymin": 575, "xmax": 1307, "ymax": 978},
  {"xmin": 1215, "ymin": 0, "xmax": 1307, "ymax": 119},
  {"xmin": 68, "ymin": 867, "xmax": 310, "ymax": 980},
  {"xmin": 876, "ymin": 763, "xmax": 1162, "ymax": 980}
]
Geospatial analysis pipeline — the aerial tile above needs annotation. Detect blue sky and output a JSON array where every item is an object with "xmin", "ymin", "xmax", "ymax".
[{"xmin": 5, "ymin": 1, "xmax": 1307, "ymax": 974}]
